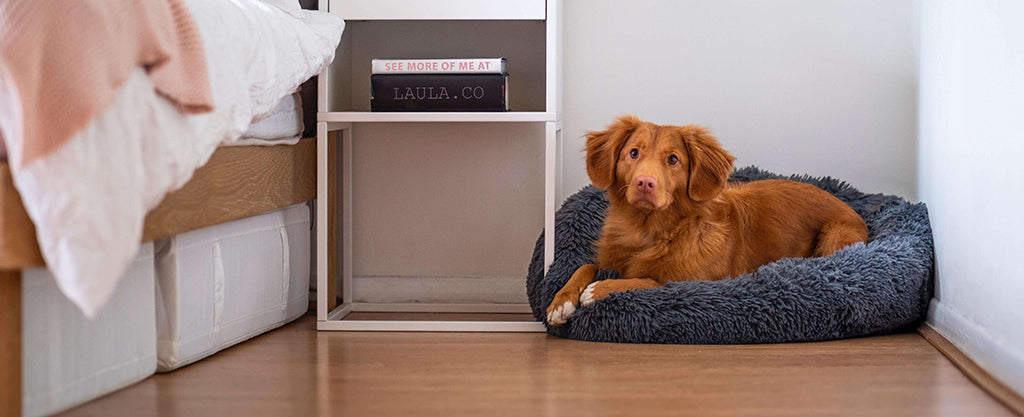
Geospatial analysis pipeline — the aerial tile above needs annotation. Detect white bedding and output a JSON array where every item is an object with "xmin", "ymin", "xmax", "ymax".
[
  {"xmin": 9, "ymin": 1, "xmax": 343, "ymax": 317},
  {"xmin": 233, "ymin": 92, "xmax": 304, "ymax": 146}
]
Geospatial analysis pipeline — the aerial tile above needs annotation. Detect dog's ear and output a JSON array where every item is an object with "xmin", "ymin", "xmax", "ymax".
[
  {"xmin": 681, "ymin": 126, "xmax": 735, "ymax": 201},
  {"xmin": 585, "ymin": 115, "xmax": 641, "ymax": 189}
]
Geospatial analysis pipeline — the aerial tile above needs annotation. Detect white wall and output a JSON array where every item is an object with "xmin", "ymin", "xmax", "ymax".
[
  {"xmin": 346, "ymin": 1, "xmax": 918, "ymax": 303},
  {"xmin": 561, "ymin": 0, "xmax": 917, "ymax": 200},
  {"xmin": 349, "ymin": 123, "xmax": 543, "ymax": 303},
  {"xmin": 918, "ymin": 0, "xmax": 1024, "ymax": 396}
]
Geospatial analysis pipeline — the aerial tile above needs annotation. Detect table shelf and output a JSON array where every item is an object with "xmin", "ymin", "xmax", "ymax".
[{"xmin": 318, "ymin": 111, "xmax": 557, "ymax": 123}]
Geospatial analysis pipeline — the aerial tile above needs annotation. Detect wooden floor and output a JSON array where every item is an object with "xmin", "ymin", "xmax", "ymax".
[{"xmin": 56, "ymin": 315, "xmax": 1015, "ymax": 417}]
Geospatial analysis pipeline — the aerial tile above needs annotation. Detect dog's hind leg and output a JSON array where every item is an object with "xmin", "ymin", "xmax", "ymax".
[
  {"xmin": 546, "ymin": 264, "xmax": 599, "ymax": 326},
  {"xmin": 814, "ymin": 218, "xmax": 869, "ymax": 257}
]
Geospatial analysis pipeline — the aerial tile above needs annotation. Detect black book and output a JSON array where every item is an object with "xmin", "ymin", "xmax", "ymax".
[{"xmin": 371, "ymin": 73, "xmax": 509, "ymax": 112}]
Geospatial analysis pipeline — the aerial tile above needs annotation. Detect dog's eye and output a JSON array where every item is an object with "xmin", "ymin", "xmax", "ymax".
[
  {"xmin": 667, "ymin": 155, "xmax": 679, "ymax": 165},
  {"xmin": 629, "ymin": 148, "xmax": 639, "ymax": 159}
]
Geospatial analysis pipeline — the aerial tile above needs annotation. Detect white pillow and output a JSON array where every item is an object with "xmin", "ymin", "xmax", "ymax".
[
  {"xmin": 184, "ymin": 0, "xmax": 344, "ymax": 141},
  {"xmin": 256, "ymin": 0, "xmax": 303, "ymax": 12}
]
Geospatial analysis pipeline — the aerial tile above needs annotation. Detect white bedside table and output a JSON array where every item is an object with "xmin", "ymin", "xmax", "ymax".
[{"xmin": 316, "ymin": 0, "xmax": 562, "ymax": 331}]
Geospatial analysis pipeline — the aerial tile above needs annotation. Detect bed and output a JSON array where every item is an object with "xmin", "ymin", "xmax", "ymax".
[
  {"xmin": 0, "ymin": 139, "xmax": 319, "ymax": 416},
  {"xmin": 0, "ymin": 1, "xmax": 344, "ymax": 415}
]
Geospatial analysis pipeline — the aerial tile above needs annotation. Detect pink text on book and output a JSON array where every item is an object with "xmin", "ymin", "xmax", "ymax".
[{"xmin": 384, "ymin": 61, "xmax": 496, "ymax": 72}]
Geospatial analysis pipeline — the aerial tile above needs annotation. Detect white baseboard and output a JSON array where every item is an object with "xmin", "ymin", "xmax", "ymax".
[
  {"xmin": 351, "ymin": 275, "xmax": 529, "ymax": 304},
  {"xmin": 928, "ymin": 299, "xmax": 1024, "ymax": 397}
]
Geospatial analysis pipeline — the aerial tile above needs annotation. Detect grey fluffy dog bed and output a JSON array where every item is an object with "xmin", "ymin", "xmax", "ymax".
[{"xmin": 525, "ymin": 167, "xmax": 933, "ymax": 344}]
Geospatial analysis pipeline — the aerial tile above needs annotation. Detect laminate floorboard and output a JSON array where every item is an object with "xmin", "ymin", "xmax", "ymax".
[{"xmin": 55, "ymin": 314, "xmax": 1015, "ymax": 417}]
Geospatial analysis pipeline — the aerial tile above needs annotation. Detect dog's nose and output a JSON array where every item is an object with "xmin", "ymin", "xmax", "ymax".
[{"xmin": 636, "ymin": 175, "xmax": 657, "ymax": 193}]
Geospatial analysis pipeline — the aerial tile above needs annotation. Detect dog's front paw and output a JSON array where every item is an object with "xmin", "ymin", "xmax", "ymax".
[
  {"xmin": 547, "ymin": 299, "xmax": 576, "ymax": 326},
  {"xmin": 579, "ymin": 281, "xmax": 614, "ymax": 306},
  {"xmin": 579, "ymin": 282, "xmax": 599, "ymax": 306},
  {"xmin": 546, "ymin": 290, "xmax": 580, "ymax": 326}
]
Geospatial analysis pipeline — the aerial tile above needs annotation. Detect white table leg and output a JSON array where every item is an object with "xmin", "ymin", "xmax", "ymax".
[{"xmin": 545, "ymin": 121, "xmax": 558, "ymax": 274}]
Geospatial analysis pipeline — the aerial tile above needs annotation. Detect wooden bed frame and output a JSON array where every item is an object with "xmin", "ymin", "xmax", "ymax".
[{"xmin": 0, "ymin": 137, "xmax": 326, "ymax": 417}]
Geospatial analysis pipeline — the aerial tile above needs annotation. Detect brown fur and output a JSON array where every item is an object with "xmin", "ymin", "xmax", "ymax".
[{"xmin": 546, "ymin": 116, "xmax": 869, "ymax": 325}]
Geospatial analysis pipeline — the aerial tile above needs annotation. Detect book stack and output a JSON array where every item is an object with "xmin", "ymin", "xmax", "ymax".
[{"xmin": 370, "ymin": 58, "xmax": 509, "ymax": 112}]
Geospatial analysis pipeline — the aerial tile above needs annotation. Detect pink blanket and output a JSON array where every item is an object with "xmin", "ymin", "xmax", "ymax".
[{"xmin": 0, "ymin": 0, "xmax": 213, "ymax": 167}]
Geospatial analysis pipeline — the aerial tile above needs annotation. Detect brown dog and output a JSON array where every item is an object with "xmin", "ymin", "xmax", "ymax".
[{"xmin": 547, "ymin": 116, "xmax": 868, "ymax": 325}]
